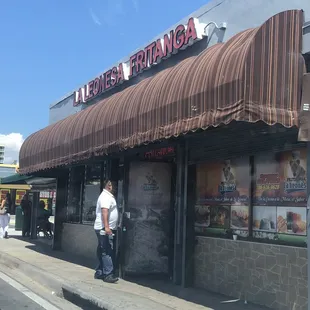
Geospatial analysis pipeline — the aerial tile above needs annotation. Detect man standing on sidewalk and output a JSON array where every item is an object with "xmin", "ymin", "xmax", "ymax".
[{"xmin": 94, "ymin": 180, "xmax": 119, "ymax": 283}]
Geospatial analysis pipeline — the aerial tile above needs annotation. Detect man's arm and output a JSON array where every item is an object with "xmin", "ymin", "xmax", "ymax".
[
  {"xmin": 101, "ymin": 208, "xmax": 112, "ymax": 234},
  {"xmin": 99, "ymin": 194, "xmax": 112, "ymax": 235}
]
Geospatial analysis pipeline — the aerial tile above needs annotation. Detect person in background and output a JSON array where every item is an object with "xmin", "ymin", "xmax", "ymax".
[
  {"xmin": 37, "ymin": 200, "xmax": 53, "ymax": 237},
  {"xmin": 21, "ymin": 194, "xmax": 32, "ymax": 237},
  {"xmin": 0, "ymin": 193, "xmax": 12, "ymax": 238},
  {"xmin": 94, "ymin": 180, "xmax": 119, "ymax": 283}
]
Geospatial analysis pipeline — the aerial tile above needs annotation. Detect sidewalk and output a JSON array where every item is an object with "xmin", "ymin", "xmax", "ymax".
[{"xmin": 0, "ymin": 228, "xmax": 268, "ymax": 310}]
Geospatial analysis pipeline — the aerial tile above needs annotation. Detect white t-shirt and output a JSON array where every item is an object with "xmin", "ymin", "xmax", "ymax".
[{"xmin": 94, "ymin": 189, "xmax": 119, "ymax": 230}]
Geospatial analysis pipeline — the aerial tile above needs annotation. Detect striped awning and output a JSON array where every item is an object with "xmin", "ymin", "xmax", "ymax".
[{"xmin": 19, "ymin": 10, "xmax": 305, "ymax": 174}]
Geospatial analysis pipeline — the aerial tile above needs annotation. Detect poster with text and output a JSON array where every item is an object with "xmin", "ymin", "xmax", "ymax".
[
  {"xmin": 253, "ymin": 206, "xmax": 277, "ymax": 232},
  {"xmin": 128, "ymin": 162, "xmax": 171, "ymax": 211},
  {"xmin": 277, "ymin": 206, "xmax": 306, "ymax": 235},
  {"xmin": 279, "ymin": 149, "xmax": 307, "ymax": 206},
  {"xmin": 125, "ymin": 162, "xmax": 172, "ymax": 275},
  {"xmin": 196, "ymin": 158, "xmax": 250, "ymax": 205},
  {"xmin": 230, "ymin": 205, "xmax": 249, "ymax": 230},
  {"xmin": 255, "ymin": 152, "xmax": 281, "ymax": 205}
]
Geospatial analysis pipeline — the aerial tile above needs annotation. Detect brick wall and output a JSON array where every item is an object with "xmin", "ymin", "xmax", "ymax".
[{"xmin": 194, "ymin": 237, "xmax": 307, "ymax": 310}]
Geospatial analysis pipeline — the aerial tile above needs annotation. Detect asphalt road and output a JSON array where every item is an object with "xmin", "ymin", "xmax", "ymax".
[{"xmin": 0, "ymin": 277, "xmax": 45, "ymax": 310}]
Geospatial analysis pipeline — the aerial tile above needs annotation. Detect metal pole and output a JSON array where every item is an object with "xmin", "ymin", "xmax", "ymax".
[
  {"xmin": 181, "ymin": 140, "xmax": 189, "ymax": 287},
  {"xmin": 30, "ymin": 191, "xmax": 39, "ymax": 239}
]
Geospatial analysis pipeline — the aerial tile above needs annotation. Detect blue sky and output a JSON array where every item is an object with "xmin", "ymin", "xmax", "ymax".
[{"xmin": 0, "ymin": 0, "xmax": 209, "ymax": 162}]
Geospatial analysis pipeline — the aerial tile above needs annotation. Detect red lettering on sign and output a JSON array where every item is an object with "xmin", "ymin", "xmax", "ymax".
[
  {"xmin": 153, "ymin": 39, "xmax": 163, "ymax": 63},
  {"xmin": 73, "ymin": 17, "xmax": 202, "ymax": 106},
  {"xmin": 173, "ymin": 25, "xmax": 185, "ymax": 50}
]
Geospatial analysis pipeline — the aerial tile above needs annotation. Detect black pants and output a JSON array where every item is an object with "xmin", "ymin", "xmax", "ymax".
[
  {"xmin": 95, "ymin": 230, "xmax": 116, "ymax": 277},
  {"xmin": 22, "ymin": 215, "xmax": 31, "ymax": 236}
]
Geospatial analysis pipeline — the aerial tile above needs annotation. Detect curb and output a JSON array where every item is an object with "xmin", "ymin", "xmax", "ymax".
[
  {"xmin": 0, "ymin": 251, "xmax": 64, "ymax": 298},
  {"xmin": 0, "ymin": 250, "xmax": 176, "ymax": 310},
  {"xmin": 0, "ymin": 251, "xmax": 128, "ymax": 310},
  {"xmin": 62, "ymin": 283, "xmax": 114, "ymax": 310}
]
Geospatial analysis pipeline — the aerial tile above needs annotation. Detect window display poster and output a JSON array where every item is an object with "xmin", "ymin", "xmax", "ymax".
[
  {"xmin": 125, "ymin": 162, "xmax": 172, "ymax": 275},
  {"xmin": 277, "ymin": 206, "xmax": 306, "ymax": 235},
  {"xmin": 195, "ymin": 205, "xmax": 211, "ymax": 228},
  {"xmin": 128, "ymin": 162, "xmax": 171, "ymax": 209},
  {"xmin": 255, "ymin": 153, "xmax": 280, "ymax": 205},
  {"xmin": 230, "ymin": 205, "xmax": 249, "ymax": 229},
  {"xmin": 279, "ymin": 149, "xmax": 307, "ymax": 205},
  {"xmin": 253, "ymin": 206, "xmax": 277, "ymax": 232},
  {"xmin": 196, "ymin": 158, "xmax": 250, "ymax": 205}
]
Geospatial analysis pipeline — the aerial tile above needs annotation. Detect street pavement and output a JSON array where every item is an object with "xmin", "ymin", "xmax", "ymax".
[
  {"xmin": 0, "ymin": 227, "xmax": 268, "ymax": 310},
  {"xmin": 0, "ymin": 274, "xmax": 47, "ymax": 310}
]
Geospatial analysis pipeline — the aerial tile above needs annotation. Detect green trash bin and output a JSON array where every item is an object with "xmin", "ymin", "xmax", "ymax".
[{"xmin": 15, "ymin": 206, "xmax": 23, "ymax": 231}]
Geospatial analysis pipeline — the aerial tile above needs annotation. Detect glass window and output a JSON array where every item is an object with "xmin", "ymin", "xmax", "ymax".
[
  {"xmin": 82, "ymin": 164, "xmax": 102, "ymax": 224},
  {"xmin": 195, "ymin": 157, "xmax": 250, "ymax": 238},
  {"xmin": 67, "ymin": 166, "xmax": 84, "ymax": 223}
]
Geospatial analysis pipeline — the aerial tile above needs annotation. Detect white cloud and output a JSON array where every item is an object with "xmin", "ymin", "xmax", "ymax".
[
  {"xmin": 89, "ymin": 8, "xmax": 102, "ymax": 26},
  {"xmin": 0, "ymin": 133, "xmax": 24, "ymax": 164}
]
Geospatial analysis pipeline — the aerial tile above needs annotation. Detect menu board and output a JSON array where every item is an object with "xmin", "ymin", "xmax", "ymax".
[{"xmin": 196, "ymin": 158, "xmax": 250, "ymax": 205}]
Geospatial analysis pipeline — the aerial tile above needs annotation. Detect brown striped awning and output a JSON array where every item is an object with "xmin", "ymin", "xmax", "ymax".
[{"xmin": 19, "ymin": 10, "xmax": 305, "ymax": 174}]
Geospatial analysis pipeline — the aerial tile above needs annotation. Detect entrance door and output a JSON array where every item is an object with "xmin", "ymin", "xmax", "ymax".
[{"xmin": 123, "ymin": 161, "xmax": 173, "ymax": 276}]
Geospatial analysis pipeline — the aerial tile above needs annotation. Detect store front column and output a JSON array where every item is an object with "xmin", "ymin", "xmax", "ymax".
[
  {"xmin": 173, "ymin": 140, "xmax": 194, "ymax": 287},
  {"xmin": 307, "ymin": 144, "xmax": 310, "ymax": 310},
  {"xmin": 30, "ymin": 191, "xmax": 39, "ymax": 239},
  {"xmin": 52, "ymin": 175, "xmax": 68, "ymax": 250}
]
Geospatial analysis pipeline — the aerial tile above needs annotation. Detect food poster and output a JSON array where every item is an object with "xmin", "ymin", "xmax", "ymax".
[
  {"xmin": 195, "ymin": 205, "xmax": 211, "ymax": 228},
  {"xmin": 196, "ymin": 158, "xmax": 250, "ymax": 205},
  {"xmin": 125, "ymin": 161, "xmax": 172, "ymax": 275},
  {"xmin": 255, "ymin": 149, "xmax": 307, "ymax": 206},
  {"xmin": 253, "ymin": 206, "xmax": 277, "ymax": 232},
  {"xmin": 231, "ymin": 205, "xmax": 249, "ymax": 230},
  {"xmin": 279, "ymin": 149, "xmax": 307, "ymax": 206},
  {"xmin": 255, "ymin": 152, "xmax": 281, "ymax": 205},
  {"xmin": 277, "ymin": 206, "xmax": 306, "ymax": 235},
  {"xmin": 16, "ymin": 190, "xmax": 26, "ymax": 205}
]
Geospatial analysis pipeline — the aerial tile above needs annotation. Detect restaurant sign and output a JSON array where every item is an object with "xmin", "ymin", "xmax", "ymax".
[{"xmin": 74, "ymin": 17, "xmax": 206, "ymax": 106}]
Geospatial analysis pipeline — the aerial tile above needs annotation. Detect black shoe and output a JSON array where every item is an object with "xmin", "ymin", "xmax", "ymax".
[
  {"xmin": 4, "ymin": 232, "xmax": 8, "ymax": 239},
  {"xmin": 94, "ymin": 271, "xmax": 104, "ymax": 280},
  {"xmin": 103, "ymin": 274, "xmax": 118, "ymax": 283}
]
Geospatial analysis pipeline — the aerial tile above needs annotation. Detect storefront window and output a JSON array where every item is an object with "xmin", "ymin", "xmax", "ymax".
[
  {"xmin": 67, "ymin": 166, "xmax": 84, "ymax": 223},
  {"xmin": 82, "ymin": 164, "xmax": 101, "ymax": 224},
  {"xmin": 253, "ymin": 149, "xmax": 307, "ymax": 245},
  {"xmin": 194, "ymin": 147, "xmax": 307, "ymax": 246},
  {"xmin": 195, "ymin": 157, "xmax": 250, "ymax": 237}
]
